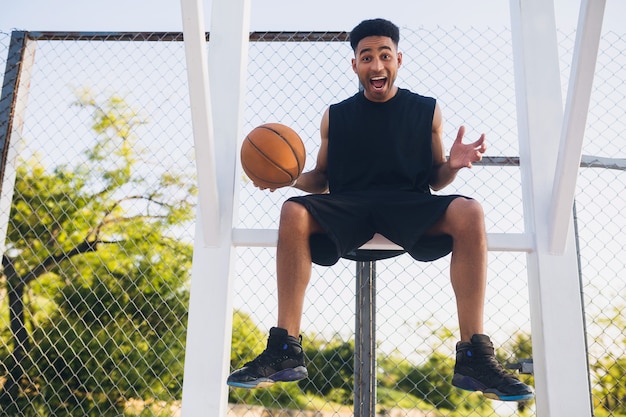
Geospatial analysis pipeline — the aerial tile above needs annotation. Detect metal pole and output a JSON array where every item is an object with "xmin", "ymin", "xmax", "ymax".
[
  {"xmin": 0, "ymin": 31, "xmax": 28, "ymax": 193},
  {"xmin": 353, "ymin": 77, "xmax": 376, "ymax": 417},
  {"xmin": 354, "ymin": 259, "xmax": 376, "ymax": 417},
  {"xmin": 0, "ymin": 31, "xmax": 35, "ymax": 255},
  {"xmin": 572, "ymin": 199, "xmax": 594, "ymax": 413}
]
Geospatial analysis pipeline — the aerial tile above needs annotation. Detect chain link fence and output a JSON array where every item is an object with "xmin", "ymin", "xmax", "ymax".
[{"xmin": 0, "ymin": 25, "xmax": 624, "ymax": 417}]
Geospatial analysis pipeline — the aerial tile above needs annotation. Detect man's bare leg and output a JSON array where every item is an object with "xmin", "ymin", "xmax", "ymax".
[
  {"xmin": 226, "ymin": 201, "xmax": 317, "ymax": 388},
  {"xmin": 427, "ymin": 197, "xmax": 487, "ymax": 342},
  {"xmin": 276, "ymin": 201, "xmax": 324, "ymax": 338},
  {"xmin": 438, "ymin": 198, "xmax": 534, "ymax": 400}
]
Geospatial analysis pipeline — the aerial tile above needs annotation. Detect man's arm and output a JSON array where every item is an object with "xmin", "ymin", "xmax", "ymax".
[
  {"xmin": 429, "ymin": 103, "xmax": 486, "ymax": 191},
  {"xmin": 429, "ymin": 103, "xmax": 458, "ymax": 191},
  {"xmin": 292, "ymin": 108, "xmax": 330, "ymax": 194}
]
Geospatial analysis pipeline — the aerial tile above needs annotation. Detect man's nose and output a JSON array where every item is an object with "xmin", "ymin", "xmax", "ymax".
[{"xmin": 372, "ymin": 58, "xmax": 384, "ymax": 71}]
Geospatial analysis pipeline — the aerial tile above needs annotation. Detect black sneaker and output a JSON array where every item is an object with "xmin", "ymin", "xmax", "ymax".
[
  {"xmin": 452, "ymin": 334, "xmax": 535, "ymax": 402},
  {"xmin": 227, "ymin": 327, "xmax": 308, "ymax": 389}
]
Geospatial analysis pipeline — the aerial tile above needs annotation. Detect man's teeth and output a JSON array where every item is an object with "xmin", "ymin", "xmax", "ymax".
[{"xmin": 371, "ymin": 77, "xmax": 386, "ymax": 88}]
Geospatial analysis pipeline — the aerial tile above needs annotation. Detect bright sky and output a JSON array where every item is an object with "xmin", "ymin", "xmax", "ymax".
[{"xmin": 1, "ymin": 0, "xmax": 625, "ymax": 34}]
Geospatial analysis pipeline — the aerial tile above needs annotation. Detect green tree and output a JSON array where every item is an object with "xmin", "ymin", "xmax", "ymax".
[
  {"xmin": 377, "ymin": 328, "xmax": 493, "ymax": 413},
  {"xmin": 228, "ymin": 310, "xmax": 269, "ymax": 405},
  {"xmin": 0, "ymin": 92, "xmax": 196, "ymax": 415},
  {"xmin": 501, "ymin": 332, "xmax": 535, "ymax": 414},
  {"xmin": 229, "ymin": 310, "xmax": 267, "ymax": 370},
  {"xmin": 301, "ymin": 336, "xmax": 354, "ymax": 404},
  {"xmin": 591, "ymin": 305, "xmax": 626, "ymax": 416}
]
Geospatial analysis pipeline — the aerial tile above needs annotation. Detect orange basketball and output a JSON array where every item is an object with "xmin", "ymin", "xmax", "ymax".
[{"xmin": 240, "ymin": 123, "xmax": 306, "ymax": 189}]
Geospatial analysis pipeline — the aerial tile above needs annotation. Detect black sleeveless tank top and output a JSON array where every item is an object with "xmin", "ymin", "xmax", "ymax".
[{"xmin": 327, "ymin": 88, "xmax": 436, "ymax": 194}]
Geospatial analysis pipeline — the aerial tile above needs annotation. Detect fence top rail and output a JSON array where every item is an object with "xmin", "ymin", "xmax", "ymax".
[
  {"xmin": 470, "ymin": 155, "xmax": 625, "ymax": 170},
  {"xmin": 17, "ymin": 30, "xmax": 349, "ymax": 43}
]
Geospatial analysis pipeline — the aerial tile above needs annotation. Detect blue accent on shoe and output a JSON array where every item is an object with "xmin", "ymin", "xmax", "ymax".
[
  {"xmin": 227, "ymin": 328, "xmax": 307, "ymax": 390},
  {"xmin": 227, "ymin": 377, "xmax": 274, "ymax": 389},
  {"xmin": 488, "ymin": 392, "xmax": 535, "ymax": 402},
  {"xmin": 227, "ymin": 366, "xmax": 308, "ymax": 389},
  {"xmin": 452, "ymin": 373, "xmax": 535, "ymax": 402},
  {"xmin": 453, "ymin": 335, "xmax": 535, "ymax": 402}
]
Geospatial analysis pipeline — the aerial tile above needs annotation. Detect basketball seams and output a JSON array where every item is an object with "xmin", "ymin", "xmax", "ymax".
[
  {"xmin": 240, "ymin": 123, "xmax": 306, "ymax": 189},
  {"xmin": 243, "ymin": 136, "xmax": 296, "ymax": 185},
  {"xmin": 257, "ymin": 125, "xmax": 305, "ymax": 174}
]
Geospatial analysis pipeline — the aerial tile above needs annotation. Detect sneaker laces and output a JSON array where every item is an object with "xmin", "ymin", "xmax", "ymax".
[
  {"xmin": 480, "ymin": 353, "xmax": 519, "ymax": 382},
  {"xmin": 243, "ymin": 349, "xmax": 277, "ymax": 368},
  {"xmin": 243, "ymin": 335, "xmax": 302, "ymax": 368},
  {"xmin": 459, "ymin": 339, "xmax": 520, "ymax": 383}
]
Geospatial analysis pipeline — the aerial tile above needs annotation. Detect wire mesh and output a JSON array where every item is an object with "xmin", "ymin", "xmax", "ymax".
[{"xmin": 0, "ymin": 25, "xmax": 624, "ymax": 417}]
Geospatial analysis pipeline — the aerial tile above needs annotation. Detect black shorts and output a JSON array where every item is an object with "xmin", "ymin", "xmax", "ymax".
[{"xmin": 288, "ymin": 190, "xmax": 464, "ymax": 266}]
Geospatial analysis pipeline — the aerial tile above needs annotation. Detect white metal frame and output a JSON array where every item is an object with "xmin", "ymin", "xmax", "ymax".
[
  {"xmin": 509, "ymin": 0, "xmax": 598, "ymax": 415},
  {"xmin": 180, "ymin": 0, "xmax": 605, "ymax": 415},
  {"xmin": 179, "ymin": 0, "xmax": 251, "ymax": 416},
  {"xmin": 549, "ymin": 0, "xmax": 606, "ymax": 254}
]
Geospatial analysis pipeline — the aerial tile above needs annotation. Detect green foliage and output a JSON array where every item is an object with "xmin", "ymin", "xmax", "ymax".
[
  {"xmin": 379, "ymin": 350, "xmax": 491, "ymax": 413},
  {"xmin": 500, "ymin": 332, "xmax": 535, "ymax": 414},
  {"xmin": 301, "ymin": 336, "xmax": 354, "ymax": 401},
  {"xmin": 29, "ymin": 237, "xmax": 191, "ymax": 413},
  {"xmin": 591, "ymin": 305, "xmax": 626, "ymax": 416},
  {"xmin": 376, "ymin": 386, "xmax": 439, "ymax": 414},
  {"xmin": 229, "ymin": 311, "xmax": 268, "ymax": 369},
  {"xmin": 0, "ymin": 91, "xmax": 195, "ymax": 415},
  {"xmin": 592, "ymin": 355, "xmax": 626, "ymax": 415}
]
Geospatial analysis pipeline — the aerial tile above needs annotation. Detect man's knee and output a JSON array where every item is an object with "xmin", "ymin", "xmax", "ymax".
[
  {"xmin": 280, "ymin": 201, "xmax": 322, "ymax": 234},
  {"xmin": 280, "ymin": 201, "xmax": 304, "ymax": 228},
  {"xmin": 447, "ymin": 198, "xmax": 485, "ymax": 235},
  {"xmin": 453, "ymin": 198, "xmax": 484, "ymax": 219}
]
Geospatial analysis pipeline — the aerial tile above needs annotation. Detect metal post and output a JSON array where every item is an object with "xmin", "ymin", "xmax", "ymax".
[
  {"xmin": 353, "ymin": 78, "xmax": 377, "ymax": 417},
  {"xmin": 0, "ymin": 31, "xmax": 27, "ymax": 180},
  {"xmin": 572, "ymin": 199, "xmax": 594, "ymax": 412},
  {"xmin": 354, "ymin": 260, "xmax": 376, "ymax": 417},
  {"xmin": 0, "ymin": 31, "xmax": 35, "ymax": 255}
]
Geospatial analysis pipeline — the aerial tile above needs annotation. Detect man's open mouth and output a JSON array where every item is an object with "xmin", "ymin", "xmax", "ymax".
[{"xmin": 371, "ymin": 76, "xmax": 386, "ymax": 89}]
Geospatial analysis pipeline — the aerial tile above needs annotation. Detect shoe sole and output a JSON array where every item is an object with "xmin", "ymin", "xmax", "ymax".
[
  {"xmin": 227, "ymin": 366, "xmax": 308, "ymax": 389},
  {"xmin": 452, "ymin": 374, "xmax": 535, "ymax": 402}
]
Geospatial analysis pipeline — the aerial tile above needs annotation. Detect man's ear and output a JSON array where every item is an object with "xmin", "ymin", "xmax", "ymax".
[
  {"xmin": 351, "ymin": 58, "xmax": 357, "ymax": 73},
  {"xmin": 397, "ymin": 51, "xmax": 403, "ymax": 68}
]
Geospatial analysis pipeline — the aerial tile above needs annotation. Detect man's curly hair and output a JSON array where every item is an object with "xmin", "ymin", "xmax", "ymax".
[{"xmin": 349, "ymin": 18, "xmax": 400, "ymax": 52}]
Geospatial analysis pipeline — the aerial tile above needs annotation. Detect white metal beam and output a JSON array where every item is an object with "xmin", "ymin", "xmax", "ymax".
[
  {"xmin": 180, "ymin": 0, "xmax": 251, "ymax": 416},
  {"xmin": 549, "ymin": 0, "xmax": 606, "ymax": 254},
  {"xmin": 231, "ymin": 228, "xmax": 534, "ymax": 252},
  {"xmin": 180, "ymin": 0, "xmax": 220, "ymax": 247},
  {"xmin": 510, "ymin": 0, "xmax": 592, "ymax": 415}
]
